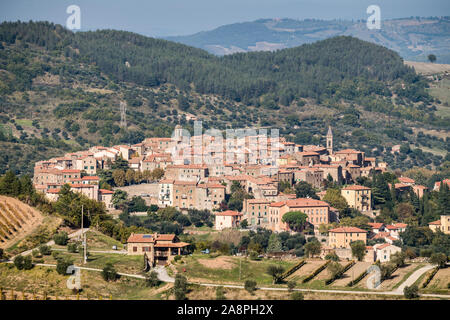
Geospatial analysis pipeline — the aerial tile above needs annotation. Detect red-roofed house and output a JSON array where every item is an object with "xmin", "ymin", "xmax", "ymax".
[
  {"xmin": 434, "ymin": 179, "xmax": 450, "ymax": 191},
  {"xmin": 373, "ymin": 243, "xmax": 401, "ymax": 262},
  {"xmin": 328, "ymin": 227, "xmax": 367, "ymax": 249},
  {"xmin": 215, "ymin": 210, "xmax": 243, "ymax": 230},
  {"xmin": 367, "ymin": 222, "xmax": 385, "ymax": 234},
  {"xmin": 429, "ymin": 215, "xmax": 450, "ymax": 234},
  {"xmin": 126, "ymin": 233, "xmax": 190, "ymax": 266}
]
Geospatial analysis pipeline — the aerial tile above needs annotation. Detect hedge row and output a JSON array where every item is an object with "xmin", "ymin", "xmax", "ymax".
[
  {"xmin": 280, "ymin": 259, "xmax": 306, "ymax": 280},
  {"xmin": 422, "ymin": 266, "xmax": 440, "ymax": 288},
  {"xmin": 325, "ymin": 260, "xmax": 356, "ymax": 285},
  {"xmin": 302, "ymin": 260, "xmax": 330, "ymax": 283}
]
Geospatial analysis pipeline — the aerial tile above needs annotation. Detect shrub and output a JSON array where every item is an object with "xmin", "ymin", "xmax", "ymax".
[
  {"xmin": 391, "ymin": 252, "xmax": 407, "ymax": 268},
  {"xmin": 266, "ymin": 265, "xmax": 285, "ymax": 284},
  {"xmin": 216, "ymin": 286, "xmax": 226, "ymax": 300},
  {"xmin": 32, "ymin": 249, "xmax": 40, "ymax": 258},
  {"xmin": 52, "ymin": 251, "xmax": 60, "ymax": 259},
  {"xmin": 173, "ymin": 255, "xmax": 182, "ymax": 262},
  {"xmin": 53, "ymin": 232, "xmax": 69, "ymax": 246},
  {"xmin": 56, "ymin": 258, "xmax": 73, "ymax": 275},
  {"xmin": 291, "ymin": 292, "xmax": 304, "ymax": 300},
  {"xmin": 174, "ymin": 274, "xmax": 188, "ymax": 300},
  {"xmin": 23, "ymin": 255, "xmax": 33, "ymax": 270},
  {"xmin": 380, "ymin": 263, "xmax": 396, "ymax": 280},
  {"xmin": 325, "ymin": 252, "xmax": 340, "ymax": 261},
  {"xmin": 13, "ymin": 255, "xmax": 24, "ymax": 270},
  {"xmin": 244, "ymin": 280, "xmax": 257, "ymax": 294},
  {"xmin": 146, "ymin": 271, "xmax": 160, "ymax": 287},
  {"xmin": 67, "ymin": 243, "xmax": 78, "ymax": 253},
  {"xmin": 420, "ymin": 248, "xmax": 433, "ymax": 257},
  {"xmin": 101, "ymin": 263, "xmax": 119, "ymax": 282},
  {"xmin": 287, "ymin": 281, "xmax": 296, "ymax": 292},
  {"xmin": 39, "ymin": 244, "xmax": 51, "ymax": 256},
  {"xmin": 429, "ymin": 253, "xmax": 447, "ymax": 268},
  {"xmin": 404, "ymin": 284, "xmax": 419, "ymax": 299}
]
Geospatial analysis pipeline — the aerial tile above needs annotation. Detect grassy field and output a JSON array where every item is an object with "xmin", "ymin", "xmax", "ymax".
[{"xmin": 429, "ymin": 77, "xmax": 450, "ymax": 107}]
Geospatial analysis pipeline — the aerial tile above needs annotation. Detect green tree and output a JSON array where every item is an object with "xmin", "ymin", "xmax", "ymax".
[
  {"xmin": 350, "ymin": 240, "xmax": 366, "ymax": 261},
  {"xmin": 244, "ymin": 280, "xmax": 257, "ymax": 294},
  {"xmin": 112, "ymin": 189, "xmax": 128, "ymax": 209},
  {"xmin": 112, "ymin": 169, "xmax": 126, "ymax": 187},
  {"xmin": 327, "ymin": 261, "xmax": 344, "ymax": 278},
  {"xmin": 174, "ymin": 274, "xmax": 188, "ymax": 300},
  {"xmin": 266, "ymin": 265, "xmax": 285, "ymax": 284},
  {"xmin": 125, "ymin": 169, "xmax": 135, "ymax": 185},
  {"xmin": 430, "ymin": 253, "xmax": 447, "ymax": 268},
  {"xmin": 267, "ymin": 234, "xmax": 282, "ymax": 253},
  {"xmin": 23, "ymin": 255, "xmax": 33, "ymax": 270},
  {"xmin": 427, "ymin": 54, "xmax": 437, "ymax": 63},
  {"xmin": 151, "ymin": 168, "xmax": 165, "ymax": 181},
  {"xmin": 39, "ymin": 244, "xmax": 51, "ymax": 256},
  {"xmin": 56, "ymin": 257, "xmax": 73, "ymax": 275},
  {"xmin": 13, "ymin": 255, "xmax": 24, "ymax": 270},
  {"xmin": 323, "ymin": 188, "xmax": 348, "ymax": 211},
  {"xmin": 390, "ymin": 252, "xmax": 407, "ymax": 268},
  {"xmin": 304, "ymin": 240, "xmax": 321, "ymax": 258},
  {"xmin": 53, "ymin": 232, "xmax": 69, "ymax": 246},
  {"xmin": 101, "ymin": 263, "xmax": 119, "ymax": 281},
  {"xmin": 325, "ymin": 251, "xmax": 340, "ymax": 261},
  {"xmin": 404, "ymin": 284, "xmax": 419, "ymax": 299},
  {"xmin": 281, "ymin": 211, "xmax": 308, "ymax": 232},
  {"xmin": 295, "ymin": 181, "xmax": 318, "ymax": 199}
]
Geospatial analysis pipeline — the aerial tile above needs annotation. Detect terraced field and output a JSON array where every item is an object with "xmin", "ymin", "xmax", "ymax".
[
  {"xmin": 0, "ymin": 196, "xmax": 43, "ymax": 249},
  {"xmin": 331, "ymin": 262, "xmax": 372, "ymax": 287}
]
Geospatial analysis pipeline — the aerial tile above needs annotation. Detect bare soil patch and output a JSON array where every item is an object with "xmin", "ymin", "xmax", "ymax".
[
  {"xmin": 332, "ymin": 262, "xmax": 372, "ymax": 287},
  {"xmin": 197, "ymin": 256, "xmax": 235, "ymax": 270}
]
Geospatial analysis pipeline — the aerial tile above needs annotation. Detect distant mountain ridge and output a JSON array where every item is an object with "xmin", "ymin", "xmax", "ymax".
[{"xmin": 165, "ymin": 17, "xmax": 450, "ymax": 63}]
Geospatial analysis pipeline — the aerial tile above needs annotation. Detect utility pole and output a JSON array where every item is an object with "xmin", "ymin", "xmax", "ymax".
[{"xmin": 83, "ymin": 211, "xmax": 88, "ymax": 264}]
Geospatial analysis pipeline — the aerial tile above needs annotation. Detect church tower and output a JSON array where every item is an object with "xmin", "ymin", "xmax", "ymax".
[{"xmin": 326, "ymin": 126, "xmax": 333, "ymax": 155}]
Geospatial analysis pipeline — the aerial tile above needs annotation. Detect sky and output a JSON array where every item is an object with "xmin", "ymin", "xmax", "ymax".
[{"xmin": 0, "ymin": 0, "xmax": 449, "ymax": 37}]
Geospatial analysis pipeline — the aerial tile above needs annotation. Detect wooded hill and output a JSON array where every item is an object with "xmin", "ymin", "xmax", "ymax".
[{"xmin": 0, "ymin": 21, "xmax": 448, "ymax": 175}]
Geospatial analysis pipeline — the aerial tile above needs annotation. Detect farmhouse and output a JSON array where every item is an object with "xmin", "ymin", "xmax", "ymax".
[{"xmin": 127, "ymin": 233, "xmax": 190, "ymax": 266}]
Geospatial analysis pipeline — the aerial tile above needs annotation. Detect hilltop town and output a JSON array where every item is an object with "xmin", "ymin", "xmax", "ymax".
[{"xmin": 30, "ymin": 125, "xmax": 449, "ymax": 268}]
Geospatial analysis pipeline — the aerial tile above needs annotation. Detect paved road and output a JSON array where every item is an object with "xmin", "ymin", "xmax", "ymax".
[
  {"xmin": 393, "ymin": 264, "xmax": 436, "ymax": 294},
  {"xmin": 154, "ymin": 265, "xmax": 175, "ymax": 283}
]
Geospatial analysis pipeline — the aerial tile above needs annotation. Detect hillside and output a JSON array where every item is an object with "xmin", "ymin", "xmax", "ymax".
[
  {"xmin": 0, "ymin": 21, "xmax": 448, "ymax": 176},
  {"xmin": 0, "ymin": 195, "xmax": 45, "ymax": 250},
  {"xmin": 166, "ymin": 17, "xmax": 450, "ymax": 63}
]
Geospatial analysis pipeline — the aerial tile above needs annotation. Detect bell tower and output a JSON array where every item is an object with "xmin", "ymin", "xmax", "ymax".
[{"xmin": 326, "ymin": 126, "xmax": 333, "ymax": 155}]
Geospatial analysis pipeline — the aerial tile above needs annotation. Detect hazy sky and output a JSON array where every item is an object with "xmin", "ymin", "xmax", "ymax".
[{"xmin": 0, "ymin": 0, "xmax": 449, "ymax": 37}]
